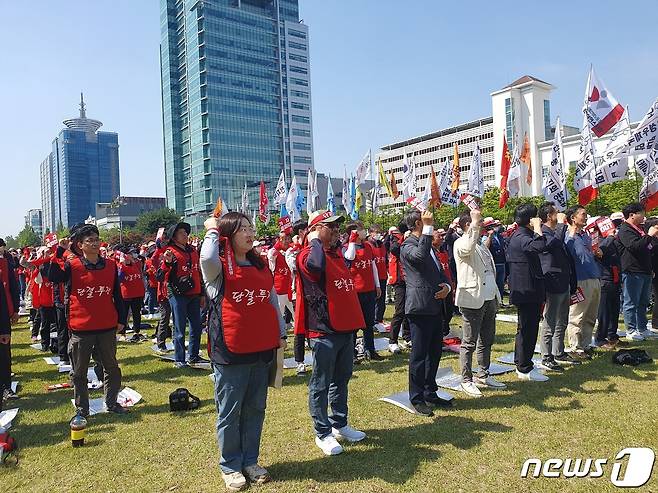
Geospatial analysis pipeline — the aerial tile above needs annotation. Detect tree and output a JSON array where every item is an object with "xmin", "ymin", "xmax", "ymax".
[
  {"xmin": 16, "ymin": 225, "xmax": 41, "ymax": 247},
  {"xmin": 133, "ymin": 208, "xmax": 181, "ymax": 236},
  {"xmin": 256, "ymin": 214, "xmax": 282, "ymax": 239},
  {"xmin": 4, "ymin": 236, "xmax": 19, "ymax": 249}
]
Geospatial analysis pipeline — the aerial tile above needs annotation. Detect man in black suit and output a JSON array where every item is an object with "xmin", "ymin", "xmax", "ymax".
[
  {"xmin": 401, "ymin": 209, "xmax": 452, "ymax": 416},
  {"xmin": 506, "ymin": 204, "xmax": 551, "ymax": 382}
]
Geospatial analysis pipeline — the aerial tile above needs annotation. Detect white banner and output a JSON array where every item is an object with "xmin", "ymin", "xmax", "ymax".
[
  {"xmin": 639, "ymin": 148, "xmax": 658, "ymax": 205},
  {"xmin": 465, "ymin": 140, "xmax": 484, "ymax": 198},
  {"xmin": 507, "ymin": 143, "xmax": 521, "ymax": 197},
  {"xmin": 594, "ymin": 109, "xmax": 631, "ymax": 187},
  {"xmin": 542, "ymin": 118, "xmax": 568, "ymax": 211},
  {"xmin": 574, "ymin": 73, "xmax": 598, "ymax": 193},
  {"xmin": 274, "ymin": 170, "xmax": 287, "ymax": 206},
  {"xmin": 438, "ymin": 158, "xmax": 460, "ymax": 207},
  {"xmin": 401, "ymin": 153, "xmax": 417, "ymax": 201},
  {"xmin": 354, "ymin": 150, "xmax": 371, "ymax": 184},
  {"xmin": 607, "ymin": 98, "xmax": 658, "ymax": 165}
]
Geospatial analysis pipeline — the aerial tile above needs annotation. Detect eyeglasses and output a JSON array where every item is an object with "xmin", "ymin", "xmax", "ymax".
[{"xmin": 82, "ymin": 237, "xmax": 100, "ymax": 245}]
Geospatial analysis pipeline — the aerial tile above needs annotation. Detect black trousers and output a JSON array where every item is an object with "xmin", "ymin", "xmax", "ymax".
[
  {"xmin": 30, "ymin": 308, "xmax": 41, "ymax": 337},
  {"xmin": 514, "ymin": 303, "xmax": 542, "ymax": 373},
  {"xmin": 126, "ymin": 297, "xmax": 143, "ymax": 333},
  {"xmin": 156, "ymin": 299, "xmax": 172, "ymax": 345},
  {"xmin": 389, "ymin": 282, "xmax": 410, "ymax": 343},
  {"xmin": 407, "ymin": 314, "xmax": 443, "ymax": 405},
  {"xmin": 56, "ymin": 305, "xmax": 70, "ymax": 362},
  {"xmin": 374, "ymin": 278, "xmax": 387, "ymax": 323},
  {"xmin": 294, "ymin": 333, "xmax": 306, "ymax": 363},
  {"xmin": 39, "ymin": 306, "xmax": 56, "ymax": 349},
  {"xmin": 597, "ymin": 283, "xmax": 621, "ymax": 343},
  {"xmin": 355, "ymin": 291, "xmax": 376, "ymax": 353},
  {"xmin": 0, "ymin": 342, "xmax": 10, "ymax": 405},
  {"xmin": 652, "ymin": 282, "xmax": 658, "ymax": 330}
]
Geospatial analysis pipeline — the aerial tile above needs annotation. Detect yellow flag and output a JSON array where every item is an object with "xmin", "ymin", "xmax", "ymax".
[
  {"xmin": 355, "ymin": 185, "xmax": 363, "ymax": 209},
  {"xmin": 451, "ymin": 144, "xmax": 460, "ymax": 193},
  {"xmin": 378, "ymin": 159, "xmax": 395, "ymax": 198}
]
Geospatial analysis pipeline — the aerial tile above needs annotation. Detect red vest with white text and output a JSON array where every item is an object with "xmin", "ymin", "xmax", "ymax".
[
  {"xmin": 348, "ymin": 243, "xmax": 375, "ymax": 293},
  {"xmin": 167, "ymin": 245, "xmax": 201, "ymax": 296},
  {"xmin": 68, "ymin": 257, "xmax": 118, "ymax": 331},
  {"xmin": 119, "ymin": 261, "xmax": 146, "ymax": 300},
  {"xmin": 369, "ymin": 241, "xmax": 388, "ymax": 281},
  {"xmin": 271, "ymin": 248, "xmax": 292, "ymax": 295},
  {"xmin": 324, "ymin": 251, "xmax": 366, "ymax": 331}
]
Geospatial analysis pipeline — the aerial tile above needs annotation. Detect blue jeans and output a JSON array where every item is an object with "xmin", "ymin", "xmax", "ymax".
[
  {"xmin": 495, "ymin": 263, "xmax": 506, "ymax": 297},
  {"xmin": 146, "ymin": 287, "xmax": 158, "ymax": 314},
  {"xmin": 308, "ymin": 333, "xmax": 354, "ymax": 438},
  {"xmin": 622, "ymin": 273, "xmax": 651, "ymax": 334},
  {"xmin": 169, "ymin": 294, "xmax": 202, "ymax": 363},
  {"xmin": 213, "ymin": 362, "xmax": 269, "ymax": 474}
]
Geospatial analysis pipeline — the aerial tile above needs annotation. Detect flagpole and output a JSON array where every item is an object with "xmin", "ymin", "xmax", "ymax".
[{"xmin": 627, "ymin": 105, "xmax": 641, "ymax": 199}]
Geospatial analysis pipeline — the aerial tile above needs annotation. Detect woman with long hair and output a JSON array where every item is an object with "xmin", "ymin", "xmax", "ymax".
[{"xmin": 200, "ymin": 212, "xmax": 285, "ymax": 492}]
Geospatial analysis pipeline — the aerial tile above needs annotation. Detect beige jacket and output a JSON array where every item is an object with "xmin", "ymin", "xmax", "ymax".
[{"xmin": 453, "ymin": 225, "xmax": 502, "ymax": 309}]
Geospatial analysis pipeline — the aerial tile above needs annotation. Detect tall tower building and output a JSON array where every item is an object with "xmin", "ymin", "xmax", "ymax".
[
  {"xmin": 40, "ymin": 94, "xmax": 120, "ymax": 232},
  {"xmin": 160, "ymin": 0, "xmax": 314, "ymax": 219}
]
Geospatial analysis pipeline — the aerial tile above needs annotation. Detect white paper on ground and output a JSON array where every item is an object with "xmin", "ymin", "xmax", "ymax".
[
  {"xmin": 155, "ymin": 353, "xmax": 176, "ymax": 362},
  {"xmin": 70, "ymin": 387, "xmax": 142, "ymax": 415},
  {"xmin": 149, "ymin": 341, "xmax": 187, "ymax": 352},
  {"xmin": 376, "ymin": 323, "xmax": 390, "ymax": 333},
  {"xmin": 283, "ymin": 353, "xmax": 313, "ymax": 369},
  {"xmin": 474, "ymin": 363, "xmax": 515, "ymax": 375},
  {"xmin": 434, "ymin": 367, "xmax": 463, "ymax": 391},
  {"xmin": 189, "ymin": 361, "xmax": 211, "ymax": 370},
  {"xmin": 496, "ymin": 314, "xmax": 518, "ymax": 323},
  {"xmin": 374, "ymin": 338, "xmax": 389, "ymax": 352},
  {"xmin": 11, "ymin": 381, "xmax": 18, "ymax": 393},
  {"xmin": 31, "ymin": 344, "xmax": 43, "ymax": 351},
  {"xmin": 497, "ymin": 352, "xmax": 541, "ymax": 367},
  {"xmin": 378, "ymin": 390, "xmax": 454, "ymax": 414},
  {"xmin": 0, "ymin": 408, "xmax": 19, "ymax": 429},
  {"xmin": 50, "ymin": 331, "xmax": 57, "ymax": 339},
  {"xmin": 58, "ymin": 363, "xmax": 73, "ymax": 373},
  {"xmin": 44, "ymin": 356, "xmax": 60, "ymax": 365}
]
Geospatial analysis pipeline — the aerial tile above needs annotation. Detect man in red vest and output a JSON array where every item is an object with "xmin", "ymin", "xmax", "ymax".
[
  {"xmin": 44, "ymin": 224, "xmax": 128, "ymax": 417},
  {"xmin": 267, "ymin": 232, "xmax": 293, "ymax": 325},
  {"xmin": 367, "ymin": 224, "xmax": 388, "ymax": 333},
  {"xmin": 118, "ymin": 247, "xmax": 146, "ymax": 343},
  {"xmin": 295, "ymin": 210, "xmax": 367, "ymax": 456},
  {"xmin": 0, "ymin": 237, "xmax": 20, "ymax": 406},
  {"xmin": 386, "ymin": 225, "xmax": 411, "ymax": 354}
]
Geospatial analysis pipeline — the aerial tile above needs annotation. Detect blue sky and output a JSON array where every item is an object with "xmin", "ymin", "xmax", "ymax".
[{"xmin": 2, "ymin": 0, "xmax": 657, "ymax": 235}]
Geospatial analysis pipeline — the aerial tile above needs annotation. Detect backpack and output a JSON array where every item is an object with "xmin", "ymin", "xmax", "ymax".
[
  {"xmin": 168, "ymin": 388, "xmax": 200, "ymax": 412},
  {"xmin": 612, "ymin": 349, "xmax": 653, "ymax": 366}
]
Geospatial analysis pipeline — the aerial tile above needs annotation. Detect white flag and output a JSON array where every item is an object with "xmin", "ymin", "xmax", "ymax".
[
  {"xmin": 465, "ymin": 140, "xmax": 484, "ymax": 198},
  {"xmin": 274, "ymin": 170, "xmax": 287, "ymax": 206},
  {"xmin": 354, "ymin": 150, "xmax": 372, "ymax": 184},
  {"xmin": 240, "ymin": 183, "xmax": 249, "ymax": 213},
  {"xmin": 574, "ymin": 69, "xmax": 598, "ymax": 201},
  {"xmin": 408, "ymin": 174, "xmax": 432, "ymax": 211},
  {"xmin": 594, "ymin": 109, "xmax": 631, "ymax": 186},
  {"xmin": 341, "ymin": 166, "xmax": 352, "ymax": 215},
  {"xmin": 286, "ymin": 175, "xmax": 300, "ymax": 222},
  {"xmin": 542, "ymin": 117, "xmax": 568, "ymax": 211},
  {"xmin": 401, "ymin": 153, "xmax": 417, "ymax": 201},
  {"xmin": 438, "ymin": 158, "xmax": 460, "ymax": 207},
  {"xmin": 584, "ymin": 66, "xmax": 624, "ymax": 137},
  {"xmin": 306, "ymin": 169, "xmax": 319, "ymax": 214},
  {"xmin": 639, "ymin": 147, "xmax": 658, "ymax": 209},
  {"xmin": 507, "ymin": 142, "xmax": 522, "ymax": 198}
]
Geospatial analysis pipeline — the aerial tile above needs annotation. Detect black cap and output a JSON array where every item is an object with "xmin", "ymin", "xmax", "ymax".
[
  {"xmin": 0, "ymin": 238, "xmax": 5, "ymax": 247},
  {"xmin": 167, "ymin": 222, "xmax": 191, "ymax": 242}
]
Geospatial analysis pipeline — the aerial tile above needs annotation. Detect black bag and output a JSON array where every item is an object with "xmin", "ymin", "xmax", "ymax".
[
  {"xmin": 169, "ymin": 388, "xmax": 200, "ymax": 411},
  {"xmin": 170, "ymin": 253, "xmax": 195, "ymax": 295},
  {"xmin": 612, "ymin": 349, "xmax": 653, "ymax": 366}
]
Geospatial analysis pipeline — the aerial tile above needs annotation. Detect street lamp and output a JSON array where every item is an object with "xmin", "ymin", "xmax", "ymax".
[{"xmin": 109, "ymin": 196, "xmax": 127, "ymax": 243}]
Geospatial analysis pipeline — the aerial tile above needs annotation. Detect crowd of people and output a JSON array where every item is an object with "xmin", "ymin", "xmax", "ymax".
[{"xmin": 0, "ymin": 199, "xmax": 657, "ymax": 491}]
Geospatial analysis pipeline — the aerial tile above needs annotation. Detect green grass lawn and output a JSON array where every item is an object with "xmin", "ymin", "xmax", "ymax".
[{"xmin": 3, "ymin": 308, "xmax": 657, "ymax": 493}]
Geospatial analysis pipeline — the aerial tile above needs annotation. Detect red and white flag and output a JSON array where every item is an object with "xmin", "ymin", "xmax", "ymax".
[
  {"xmin": 499, "ymin": 136, "xmax": 512, "ymax": 208},
  {"xmin": 639, "ymin": 147, "xmax": 658, "ymax": 211},
  {"xmin": 258, "ymin": 181, "xmax": 268, "ymax": 223},
  {"xmin": 584, "ymin": 66, "xmax": 624, "ymax": 137}
]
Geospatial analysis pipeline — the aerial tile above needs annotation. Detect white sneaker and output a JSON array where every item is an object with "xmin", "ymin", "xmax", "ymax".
[
  {"xmin": 388, "ymin": 343, "xmax": 401, "ymax": 354},
  {"xmin": 640, "ymin": 330, "xmax": 658, "ymax": 339},
  {"xmin": 221, "ymin": 471, "xmax": 247, "ymax": 492},
  {"xmin": 626, "ymin": 331, "xmax": 645, "ymax": 342},
  {"xmin": 332, "ymin": 424, "xmax": 366, "ymax": 442},
  {"xmin": 474, "ymin": 375, "xmax": 507, "ymax": 389},
  {"xmin": 315, "ymin": 435, "xmax": 343, "ymax": 455},
  {"xmin": 516, "ymin": 369, "xmax": 549, "ymax": 382},
  {"xmin": 296, "ymin": 363, "xmax": 306, "ymax": 375},
  {"xmin": 460, "ymin": 381, "xmax": 483, "ymax": 397}
]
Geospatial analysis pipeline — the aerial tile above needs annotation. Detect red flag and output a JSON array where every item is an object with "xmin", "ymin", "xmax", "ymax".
[
  {"xmin": 429, "ymin": 165, "xmax": 441, "ymax": 207},
  {"xmin": 499, "ymin": 136, "xmax": 512, "ymax": 208},
  {"xmin": 520, "ymin": 133, "xmax": 532, "ymax": 185},
  {"xmin": 258, "ymin": 181, "xmax": 268, "ymax": 222},
  {"xmin": 578, "ymin": 186, "xmax": 598, "ymax": 206},
  {"xmin": 390, "ymin": 171, "xmax": 400, "ymax": 199}
]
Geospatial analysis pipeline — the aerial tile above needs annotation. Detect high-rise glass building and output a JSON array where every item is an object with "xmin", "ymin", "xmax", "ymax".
[
  {"xmin": 40, "ymin": 95, "xmax": 120, "ymax": 232},
  {"xmin": 160, "ymin": 0, "xmax": 314, "ymax": 218}
]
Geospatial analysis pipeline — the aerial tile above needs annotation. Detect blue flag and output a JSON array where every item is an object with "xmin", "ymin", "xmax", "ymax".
[
  {"xmin": 349, "ymin": 175, "xmax": 358, "ymax": 220},
  {"xmin": 327, "ymin": 174, "xmax": 336, "ymax": 214}
]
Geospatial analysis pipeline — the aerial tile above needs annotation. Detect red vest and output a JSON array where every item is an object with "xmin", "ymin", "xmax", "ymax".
[
  {"xmin": 369, "ymin": 241, "xmax": 388, "ymax": 280},
  {"xmin": 348, "ymin": 243, "xmax": 375, "ymax": 293},
  {"xmin": 220, "ymin": 262, "xmax": 280, "ymax": 354},
  {"xmin": 324, "ymin": 251, "xmax": 366, "ymax": 331},
  {"xmin": 0, "ymin": 258, "xmax": 14, "ymax": 317},
  {"xmin": 37, "ymin": 279, "xmax": 54, "ymax": 308},
  {"xmin": 119, "ymin": 261, "xmax": 146, "ymax": 300},
  {"xmin": 168, "ymin": 245, "xmax": 201, "ymax": 296},
  {"xmin": 388, "ymin": 236, "xmax": 405, "ymax": 285},
  {"xmin": 271, "ymin": 248, "xmax": 292, "ymax": 295},
  {"xmin": 69, "ymin": 257, "xmax": 119, "ymax": 331}
]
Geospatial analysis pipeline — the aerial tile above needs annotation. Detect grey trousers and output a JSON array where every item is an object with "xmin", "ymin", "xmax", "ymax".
[
  {"xmin": 459, "ymin": 298, "xmax": 498, "ymax": 382},
  {"xmin": 69, "ymin": 329, "xmax": 122, "ymax": 413},
  {"xmin": 540, "ymin": 290, "xmax": 570, "ymax": 358}
]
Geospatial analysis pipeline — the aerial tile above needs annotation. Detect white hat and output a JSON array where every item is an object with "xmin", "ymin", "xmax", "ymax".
[{"xmin": 610, "ymin": 212, "xmax": 624, "ymax": 221}]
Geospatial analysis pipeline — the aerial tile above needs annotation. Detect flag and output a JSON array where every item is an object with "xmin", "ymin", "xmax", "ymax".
[
  {"xmin": 295, "ymin": 183, "xmax": 305, "ymax": 220},
  {"xmin": 306, "ymin": 169, "xmax": 319, "ymax": 214},
  {"xmin": 613, "ymin": 99, "xmax": 658, "ymax": 175},
  {"xmin": 408, "ymin": 174, "xmax": 431, "ymax": 212},
  {"xmin": 584, "ymin": 66, "xmax": 624, "ymax": 137},
  {"xmin": 429, "ymin": 164, "xmax": 441, "ymax": 207},
  {"xmin": 354, "ymin": 150, "xmax": 371, "ymax": 184},
  {"xmin": 639, "ymin": 147, "xmax": 658, "ymax": 211},
  {"xmin": 451, "ymin": 144, "xmax": 460, "ymax": 192},
  {"xmin": 326, "ymin": 173, "xmax": 336, "ymax": 214},
  {"xmin": 349, "ymin": 175, "xmax": 358, "ymax": 220},
  {"xmin": 355, "ymin": 185, "xmax": 362, "ymax": 211},
  {"xmin": 507, "ymin": 140, "xmax": 522, "ymax": 198},
  {"xmin": 499, "ymin": 136, "xmax": 512, "ymax": 208},
  {"xmin": 342, "ymin": 166, "xmax": 352, "ymax": 215},
  {"xmin": 378, "ymin": 159, "xmax": 394, "ymax": 199},
  {"xmin": 438, "ymin": 158, "xmax": 460, "ymax": 207},
  {"xmin": 594, "ymin": 108, "xmax": 631, "ymax": 186},
  {"xmin": 575, "ymin": 69, "xmax": 599, "ymax": 206},
  {"xmin": 401, "ymin": 153, "xmax": 417, "ymax": 201},
  {"xmin": 286, "ymin": 175, "xmax": 300, "ymax": 222},
  {"xmin": 520, "ymin": 133, "xmax": 532, "ymax": 185},
  {"xmin": 274, "ymin": 170, "xmax": 287, "ymax": 206},
  {"xmin": 465, "ymin": 140, "xmax": 484, "ymax": 198},
  {"xmin": 278, "ymin": 203, "xmax": 292, "ymax": 234},
  {"xmin": 390, "ymin": 170, "xmax": 399, "ymax": 199},
  {"xmin": 258, "ymin": 181, "xmax": 268, "ymax": 222},
  {"xmin": 240, "ymin": 183, "xmax": 249, "ymax": 213},
  {"xmin": 542, "ymin": 117, "xmax": 568, "ymax": 211},
  {"xmin": 212, "ymin": 197, "xmax": 228, "ymax": 218}
]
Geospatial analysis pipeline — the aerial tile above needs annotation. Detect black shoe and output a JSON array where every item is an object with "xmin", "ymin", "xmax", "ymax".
[
  {"xmin": 411, "ymin": 402, "xmax": 434, "ymax": 417},
  {"xmin": 76, "ymin": 407, "xmax": 89, "ymax": 418},
  {"xmin": 106, "ymin": 404, "xmax": 129, "ymax": 415},
  {"xmin": 188, "ymin": 356, "xmax": 210, "ymax": 365},
  {"xmin": 583, "ymin": 346, "xmax": 595, "ymax": 356},
  {"xmin": 539, "ymin": 358, "xmax": 563, "ymax": 372},
  {"xmin": 368, "ymin": 351, "xmax": 384, "ymax": 361},
  {"xmin": 425, "ymin": 395, "xmax": 454, "ymax": 407},
  {"xmin": 554, "ymin": 353, "xmax": 582, "ymax": 365},
  {"xmin": 352, "ymin": 357, "xmax": 361, "ymax": 365}
]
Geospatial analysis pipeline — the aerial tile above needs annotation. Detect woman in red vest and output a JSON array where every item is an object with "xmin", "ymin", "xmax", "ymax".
[
  {"xmin": 44, "ymin": 224, "xmax": 128, "ymax": 417},
  {"xmin": 200, "ymin": 212, "xmax": 285, "ymax": 491},
  {"xmin": 29, "ymin": 247, "xmax": 57, "ymax": 352},
  {"xmin": 118, "ymin": 247, "xmax": 146, "ymax": 343},
  {"xmin": 367, "ymin": 224, "xmax": 389, "ymax": 332},
  {"xmin": 0, "ymin": 237, "xmax": 20, "ymax": 405}
]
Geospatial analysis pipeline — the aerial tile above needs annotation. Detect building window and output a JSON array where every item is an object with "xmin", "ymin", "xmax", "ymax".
[
  {"xmin": 293, "ymin": 156, "xmax": 312, "ymax": 164},
  {"xmin": 291, "ymin": 115, "xmax": 310, "ymax": 124},
  {"xmin": 505, "ymin": 97, "xmax": 514, "ymax": 150},
  {"xmin": 288, "ymin": 29, "xmax": 307, "ymax": 39},
  {"xmin": 544, "ymin": 100, "xmax": 553, "ymax": 141},
  {"xmin": 293, "ymin": 142, "xmax": 311, "ymax": 151}
]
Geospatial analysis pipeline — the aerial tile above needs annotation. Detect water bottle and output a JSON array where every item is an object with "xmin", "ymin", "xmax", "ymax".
[{"xmin": 70, "ymin": 413, "xmax": 87, "ymax": 447}]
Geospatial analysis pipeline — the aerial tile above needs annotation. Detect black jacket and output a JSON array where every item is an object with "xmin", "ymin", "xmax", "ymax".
[
  {"xmin": 597, "ymin": 236, "xmax": 621, "ymax": 287},
  {"xmin": 506, "ymin": 226, "xmax": 552, "ymax": 305},
  {"xmin": 539, "ymin": 223, "xmax": 577, "ymax": 294},
  {"xmin": 400, "ymin": 231, "xmax": 450, "ymax": 316},
  {"xmin": 616, "ymin": 221, "xmax": 656, "ymax": 274}
]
